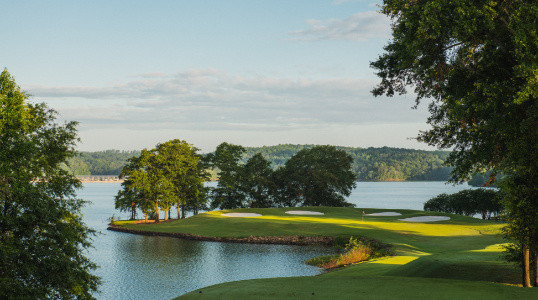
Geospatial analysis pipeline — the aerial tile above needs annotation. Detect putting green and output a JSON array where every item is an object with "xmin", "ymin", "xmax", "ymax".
[{"xmin": 118, "ymin": 207, "xmax": 535, "ymax": 299}]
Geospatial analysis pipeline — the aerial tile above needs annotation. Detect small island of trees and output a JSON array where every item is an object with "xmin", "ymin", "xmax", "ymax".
[{"xmin": 114, "ymin": 141, "xmax": 357, "ymax": 221}]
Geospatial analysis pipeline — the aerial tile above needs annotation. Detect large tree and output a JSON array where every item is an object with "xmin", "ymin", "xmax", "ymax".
[
  {"xmin": 371, "ymin": 0, "xmax": 538, "ymax": 286},
  {"xmin": 117, "ymin": 140, "xmax": 208, "ymax": 221},
  {"xmin": 208, "ymin": 142, "xmax": 246, "ymax": 209},
  {"xmin": 241, "ymin": 153, "xmax": 275, "ymax": 208},
  {"xmin": 119, "ymin": 149, "xmax": 173, "ymax": 222},
  {"xmin": 156, "ymin": 140, "xmax": 208, "ymax": 219},
  {"xmin": 0, "ymin": 69, "xmax": 101, "ymax": 299},
  {"xmin": 279, "ymin": 145, "xmax": 356, "ymax": 207}
]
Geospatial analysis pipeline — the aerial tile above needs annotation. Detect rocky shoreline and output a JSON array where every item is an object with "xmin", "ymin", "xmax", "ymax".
[{"xmin": 107, "ymin": 226, "xmax": 334, "ymax": 246}]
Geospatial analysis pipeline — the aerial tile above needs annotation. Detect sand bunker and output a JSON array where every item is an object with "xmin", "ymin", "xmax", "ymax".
[
  {"xmin": 285, "ymin": 211, "xmax": 324, "ymax": 215},
  {"xmin": 365, "ymin": 212, "xmax": 402, "ymax": 216},
  {"xmin": 399, "ymin": 216, "xmax": 450, "ymax": 222},
  {"xmin": 221, "ymin": 213, "xmax": 262, "ymax": 217}
]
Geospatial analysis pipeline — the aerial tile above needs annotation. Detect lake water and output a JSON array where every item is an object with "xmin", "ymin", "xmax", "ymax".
[{"xmin": 81, "ymin": 181, "xmax": 474, "ymax": 300}]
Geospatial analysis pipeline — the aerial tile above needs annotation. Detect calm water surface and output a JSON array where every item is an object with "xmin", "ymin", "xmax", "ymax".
[
  {"xmin": 82, "ymin": 183, "xmax": 336, "ymax": 300},
  {"xmin": 81, "ymin": 181, "xmax": 473, "ymax": 300}
]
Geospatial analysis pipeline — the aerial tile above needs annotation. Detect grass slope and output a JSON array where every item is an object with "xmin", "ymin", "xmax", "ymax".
[{"xmin": 118, "ymin": 207, "xmax": 534, "ymax": 299}]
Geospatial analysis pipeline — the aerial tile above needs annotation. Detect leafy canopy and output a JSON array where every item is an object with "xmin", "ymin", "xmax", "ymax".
[
  {"xmin": 371, "ymin": 0, "xmax": 538, "ymax": 182},
  {"xmin": 0, "ymin": 69, "xmax": 100, "ymax": 299},
  {"xmin": 279, "ymin": 145, "xmax": 357, "ymax": 207},
  {"xmin": 371, "ymin": 0, "xmax": 538, "ymax": 286}
]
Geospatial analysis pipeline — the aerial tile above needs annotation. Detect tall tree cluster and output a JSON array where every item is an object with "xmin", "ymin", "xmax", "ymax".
[
  {"xmin": 371, "ymin": 0, "xmax": 538, "ymax": 286},
  {"xmin": 0, "ymin": 69, "xmax": 100, "ymax": 299},
  {"xmin": 116, "ymin": 142, "xmax": 357, "ymax": 220},
  {"xmin": 208, "ymin": 143, "xmax": 356, "ymax": 209},
  {"xmin": 115, "ymin": 140, "xmax": 210, "ymax": 222}
]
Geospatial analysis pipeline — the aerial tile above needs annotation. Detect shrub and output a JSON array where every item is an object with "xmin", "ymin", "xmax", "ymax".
[{"xmin": 306, "ymin": 236, "xmax": 392, "ymax": 269}]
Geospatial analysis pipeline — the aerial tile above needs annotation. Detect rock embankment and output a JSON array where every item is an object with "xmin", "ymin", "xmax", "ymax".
[{"xmin": 107, "ymin": 226, "xmax": 334, "ymax": 246}]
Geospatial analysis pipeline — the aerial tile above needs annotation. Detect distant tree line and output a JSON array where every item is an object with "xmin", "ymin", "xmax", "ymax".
[
  {"xmin": 65, "ymin": 146, "xmax": 503, "ymax": 186},
  {"xmin": 115, "ymin": 141, "xmax": 356, "ymax": 221},
  {"xmin": 62, "ymin": 150, "xmax": 141, "ymax": 175},
  {"xmin": 70, "ymin": 145, "xmax": 464, "ymax": 181},
  {"xmin": 424, "ymin": 189, "xmax": 503, "ymax": 220}
]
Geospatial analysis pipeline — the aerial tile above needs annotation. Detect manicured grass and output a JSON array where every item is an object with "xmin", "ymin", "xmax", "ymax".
[
  {"xmin": 174, "ymin": 276, "xmax": 537, "ymax": 300},
  {"xmin": 118, "ymin": 207, "xmax": 535, "ymax": 299},
  {"xmin": 111, "ymin": 219, "xmax": 138, "ymax": 226}
]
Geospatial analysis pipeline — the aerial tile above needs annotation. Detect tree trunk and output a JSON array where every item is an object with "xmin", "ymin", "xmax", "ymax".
[
  {"xmin": 145, "ymin": 214, "xmax": 148, "ymax": 222},
  {"xmin": 155, "ymin": 202, "xmax": 160, "ymax": 223},
  {"xmin": 534, "ymin": 253, "xmax": 538, "ymax": 287},
  {"xmin": 164, "ymin": 209, "xmax": 168, "ymax": 221},
  {"xmin": 181, "ymin": 204, "xmax": 186, "ymax": 219},
  {"xmin": 523, "ymin": 244, "xmax": 531, "ymax": 287},
  {"xmin": 177, "ymin": 204, "xmax": 180, "ymax": 219}
]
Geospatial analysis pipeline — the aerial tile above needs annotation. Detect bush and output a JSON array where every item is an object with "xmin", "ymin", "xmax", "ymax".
[{"xmin": 306, "ymin": 236, "xmax": 393, "ymax": 269}]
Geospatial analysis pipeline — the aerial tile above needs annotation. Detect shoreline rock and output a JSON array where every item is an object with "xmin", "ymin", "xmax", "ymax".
[{"xmin": 107, "ymin": 226, "xmax": 334, "ymax": 246}]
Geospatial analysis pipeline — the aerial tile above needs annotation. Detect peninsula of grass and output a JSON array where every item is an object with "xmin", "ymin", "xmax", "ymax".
[{"xmin": 113, "ymin": 207, "xmax": 537, "ymax": 299}]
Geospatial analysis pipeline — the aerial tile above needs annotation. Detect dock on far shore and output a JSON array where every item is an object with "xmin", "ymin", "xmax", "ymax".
[{"xmin": 76, "ymin": 175, "xmax": 123, "ymax": 182}]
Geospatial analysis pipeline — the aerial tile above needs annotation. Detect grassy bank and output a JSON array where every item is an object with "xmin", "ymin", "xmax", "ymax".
[{"xmin": 116, "ymin": 207, "xmax": 536, "ymax": 299}]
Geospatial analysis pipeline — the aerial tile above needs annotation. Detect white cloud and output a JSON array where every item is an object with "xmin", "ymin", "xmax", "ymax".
[
  {"xmin": 24, "ymin": 69, "xmax": 426, "ymax": 132},
  {"xmin": 289, "ymin": 11, "xmax": 391, "ymax": 42}
]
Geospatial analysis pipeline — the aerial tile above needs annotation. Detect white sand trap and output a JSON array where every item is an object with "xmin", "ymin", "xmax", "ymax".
[
  {"xmin": 221, "ymin": 213, "xmax": 262, "ymax": 217},
  {"xmin": 399, "ymin": 216, "xmax": 450, "ymax": 222},
  {"xmin": 366, "ymin": 212, "xmax": 402, "ymax": 216},
  {"xmin": 285, "ymin": 211, "xmax": 324, "ymax": 215}
]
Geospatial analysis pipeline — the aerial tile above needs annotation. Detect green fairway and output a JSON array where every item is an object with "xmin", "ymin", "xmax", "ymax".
[{"xmin": 118, "ymin": 207, "xmax": 534, "ymax": 299}]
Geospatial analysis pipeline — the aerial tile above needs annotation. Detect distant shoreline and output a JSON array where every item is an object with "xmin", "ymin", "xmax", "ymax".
[
  {"xmin": 79, "ymin": 180, "xmax": 124, "ymax": 183},
  {"xmin": 78, "ymin": 179, "xmax": 454, "ymax": 183}
]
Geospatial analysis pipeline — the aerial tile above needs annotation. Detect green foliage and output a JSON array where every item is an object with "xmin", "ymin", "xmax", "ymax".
[
  {"xmin": 84, "ymin": 150, "xmax": 141, "ymax": 175},
  {"xmin": 278, "ymin": 145, "xmax": 356, "ymax": 207},
  {"xmin": 305, "ymin": 236, "xmax": 393, "ymax": 269},
  {"xmin": 371, "ymin": 0, "xmax": 538, "ymax": 284},
  {"xmin": 424, "ymin": 189, "xmax": 503, "ymax": 219},
  {"xmin": 61, "ymin": 156, "xmax": 91, "ymax": 175},
  {"xmin": 108, "ymin": 214, "xmax": 121, "ymax": 225},
  {"xmin": 467, "ymin": 171, "xmax": 503, "ymax": 187},
  {"xmin": 63, "ymin": 150, "xmax": 141, "ymax": 175},
  {"xmin": 162, "ymin": 140, "xmax": 209, "ymax": 218},
  {"xmin": 498, "ymin": 174, "xmax": 538, "ymax": 285},
  {"xmin": 371, "ymin": 0, "xmax": 538, "ymax": 184},
  {"xmin": 206, "ymin": 144, "xmax": 357, "ymax": 209},
  {"xmin": 242, "ymin": 144, "xmax": 453, "ymax": 181},
  {"xmin": 117, "ymin": 140, "xmax": 206, "ymax": 221},
  {"xmin": 208, "ymin": 142, "xmax": 247, "ymax": 209},
  {"xmin": 345, "ymin": 236, "xmax": 362, "ymax": 251},
  {"xmin": 0, "ymin": 69, "xmax": 100, "ymax": 299},
  {"xmin": 241, "ymin": 153, "xmax": 276, "ymax": 208},
  {"xmin": 64, "ymin": 144, "xmax": 460, "ymax": 181},
  {"xmin": 332, "ymin": 235, "xmax": 349, "ymax": 250}
]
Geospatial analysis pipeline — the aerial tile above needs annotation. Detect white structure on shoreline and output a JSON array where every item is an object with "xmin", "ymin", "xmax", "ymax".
[{"xmin": 75, "ymin": 175, "xmax": 121, "ymax": 182}]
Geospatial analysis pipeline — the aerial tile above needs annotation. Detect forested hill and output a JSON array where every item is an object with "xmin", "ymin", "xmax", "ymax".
[
  {"xmin": 63, "ymin": 150, "xmax": 141, "ymax": 175},
  {"xmin": 242, "ymin": 145, "xmax": 452, "ymax": 181},
  {"xmin": 65, "ymin": 145, "xmax": 452, "ymax": 181}
]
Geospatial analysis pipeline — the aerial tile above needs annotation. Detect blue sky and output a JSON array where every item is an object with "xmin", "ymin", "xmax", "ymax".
[{"xmin": 2, "ymin": 0, "xmax": 434, "ymax": 153}]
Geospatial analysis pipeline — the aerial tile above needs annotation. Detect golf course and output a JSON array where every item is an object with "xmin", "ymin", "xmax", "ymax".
[{"xmin": 114, "ymin": 207, "xmax": 537, "ymax": 299}]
